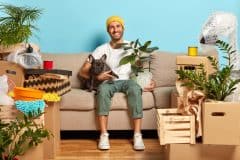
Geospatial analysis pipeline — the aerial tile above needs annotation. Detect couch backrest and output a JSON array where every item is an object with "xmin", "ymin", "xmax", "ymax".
[
  {"xmin": 151, "ymin": 49, "xmax": 218, "ymax": 87},
  {"xmin": 41, "ymin": 49, "xmax": 217, "ymax": 89},
  {"xmin": 41, "ymin": 53, "xmax": 89, "ymax": 88}
]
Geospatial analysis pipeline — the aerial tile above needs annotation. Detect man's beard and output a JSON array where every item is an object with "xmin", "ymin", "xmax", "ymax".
[{"xmin": 110, "ymin": 32, "xmax": 123, "ymax": 42}]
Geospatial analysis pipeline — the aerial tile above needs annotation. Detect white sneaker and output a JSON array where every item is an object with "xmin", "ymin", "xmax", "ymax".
[
  {"xmin": 98, "ymin": 133, "xmax": 110, "ymax": 150},
  {"xmin": 133, "ymin": 133, "xmax": 145, "ymax": 150}
]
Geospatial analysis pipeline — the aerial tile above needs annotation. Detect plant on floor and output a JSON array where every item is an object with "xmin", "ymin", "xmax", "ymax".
[
  {"xmin": 119, "ymin": 39, "xmax": 159, "ymax": 76},
  {"xmin": 0, "ymin": 4, "xmax": 42, "ymax": 47},
  {"xmin": 0, "ymin": 109, "xmax": 51, "ymax": 160},
  {"xmin": 176, "ymin": 40, "xmax": 240, "ymax": 101}
]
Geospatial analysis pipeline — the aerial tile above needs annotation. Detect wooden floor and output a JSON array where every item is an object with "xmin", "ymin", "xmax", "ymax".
[{"xmin": 55, "ymin": 139, "xmax": 167, "ymax": 160}]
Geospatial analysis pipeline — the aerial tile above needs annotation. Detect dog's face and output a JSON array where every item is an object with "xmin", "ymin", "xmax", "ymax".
[{"xmin": 89, "ymin": 54, "xmax": 107, "ymax": 75}]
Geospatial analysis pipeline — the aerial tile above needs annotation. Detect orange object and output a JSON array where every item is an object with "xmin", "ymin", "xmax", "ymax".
[{"xmin": 14, "ymin": 87, "xmax": 44, "ymax": 101}]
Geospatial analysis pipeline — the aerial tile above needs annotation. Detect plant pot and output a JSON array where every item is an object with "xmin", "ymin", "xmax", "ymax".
[{"xmin": 134, "ymin": 71, "xmax": 152, "ymax": 89}]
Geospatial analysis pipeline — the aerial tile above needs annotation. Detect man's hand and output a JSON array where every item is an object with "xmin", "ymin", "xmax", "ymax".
[
  {"xmin": 96, "ymin": 71, "xmax": 115, "ymax": 81},
  {"xmin": 143, "ymin": 79, "xmax": 156, "ymax": 92}
]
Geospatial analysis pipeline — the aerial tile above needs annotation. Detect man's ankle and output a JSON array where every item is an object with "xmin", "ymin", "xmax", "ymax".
[{"xmin": 134, "ymin": 132, "xmax": 142, "ymax": 136}]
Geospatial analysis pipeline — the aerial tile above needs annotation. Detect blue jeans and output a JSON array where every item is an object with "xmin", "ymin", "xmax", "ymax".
[{"xmin": 97, "ymin": 80, "xmax": 143, "ymax": 118}]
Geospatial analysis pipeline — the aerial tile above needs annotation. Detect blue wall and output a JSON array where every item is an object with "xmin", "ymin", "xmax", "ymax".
[{"xmin": 3, "ymin": 0, "xmax": 240, "ymax": 54}]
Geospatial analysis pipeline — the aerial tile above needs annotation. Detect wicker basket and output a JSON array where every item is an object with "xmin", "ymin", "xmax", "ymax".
[{"xmin": 24, "ymin": 73, "xmax": 71, "ymax": 96}]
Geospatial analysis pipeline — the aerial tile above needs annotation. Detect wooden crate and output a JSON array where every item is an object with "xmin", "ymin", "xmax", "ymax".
[{"xmin": 156, "ymin": 108, "xmax": 196, "ymax": 145}]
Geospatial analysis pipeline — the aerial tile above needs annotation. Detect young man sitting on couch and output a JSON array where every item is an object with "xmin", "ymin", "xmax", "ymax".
[{"xmin": 79, "ymin": 15, "xmax": 155, "ymax": 151}]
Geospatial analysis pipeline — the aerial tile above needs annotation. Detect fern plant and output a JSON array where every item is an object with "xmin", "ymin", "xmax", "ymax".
[
  {"xmin": 0, "ymin": 4, "xmax": 42, "ymax": 46},
  {"xmin": 119, "ymin": 39, "xmax": 158, "ymax": 76},
  {"xmin": 0, "ymin": 109, "xmax": 51, "ymax": 160},
  {"xmin": 176, "ymin": 40, "xmax": 240, "ymax": 101}
]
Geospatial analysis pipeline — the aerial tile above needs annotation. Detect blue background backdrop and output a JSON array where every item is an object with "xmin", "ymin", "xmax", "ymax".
[{"xmin": 2, "ymin": 0, "xmax": 240, "ymax": 54}]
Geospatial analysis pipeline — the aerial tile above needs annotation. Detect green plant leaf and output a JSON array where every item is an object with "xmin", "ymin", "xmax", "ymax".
[
  {"xmin": 0, "ymin": 4, "xmax": 42, "ymax": 46},
  {"xmin": 119, "ymin": 54, "xmax": 136, "ymax": 65}
]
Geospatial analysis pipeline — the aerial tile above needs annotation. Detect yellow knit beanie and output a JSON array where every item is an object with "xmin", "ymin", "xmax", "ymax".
[{"xmin": 106, "ymin": 16, "xmax": 124, "ymax": 29}]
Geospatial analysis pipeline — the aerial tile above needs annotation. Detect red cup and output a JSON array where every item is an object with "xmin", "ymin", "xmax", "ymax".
[{"xmin": 43, "ymin": 60, "xmax": 53, "ymax": 70}]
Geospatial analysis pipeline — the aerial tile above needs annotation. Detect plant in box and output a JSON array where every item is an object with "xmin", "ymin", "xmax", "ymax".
[
  {"xmin": 0, "ymin": 109, "xmax": 51, "ymax": 160},
  {"xmin": 119, "ymin": 39, "xmax": 158, "ymax": 88},
  {"xmin": 176, "ymin": 40, "xmax": 240, "ymax": 145},
  {"xmin": 176, "ymin": 40, "xmax": 240, "ymax": 101},
  {"xmin": 0, "ymin": 4, "xmax": 42, "ymax": 62}
]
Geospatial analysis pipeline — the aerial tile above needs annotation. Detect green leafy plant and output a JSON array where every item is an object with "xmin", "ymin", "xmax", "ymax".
[
  {"xmin": 0, "ymin": 109, "xmax": 51, "ymax": 160},
  {"xmin": 0, "ymin": 4, "xmax": 42, "ymax": 46},
  {"xmin": 176, "ymin": 40, "xmax": 240, "ymax": 101},
  {"xmin": 119, "ymin": 39, "xmax": 158, "ymax": 76}
]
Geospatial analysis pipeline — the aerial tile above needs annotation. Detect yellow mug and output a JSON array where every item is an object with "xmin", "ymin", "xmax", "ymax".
[{"xmin": 188, "ymin": 46, "xmax": 198, "ymax": 56}]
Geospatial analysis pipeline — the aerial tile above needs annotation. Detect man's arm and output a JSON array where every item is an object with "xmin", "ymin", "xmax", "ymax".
[{"xmin": 79, "ymin": 60, "xmax": 91, "ymax": 79}]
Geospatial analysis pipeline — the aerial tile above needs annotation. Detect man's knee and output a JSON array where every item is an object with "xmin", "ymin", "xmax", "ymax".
[
  {"xmin": 97, "ymin": 83, "xmax": 112, "ymax": 97},
  {"xmin": 127, "ymin": 80, "xmax": 142, "ymax": 96}
]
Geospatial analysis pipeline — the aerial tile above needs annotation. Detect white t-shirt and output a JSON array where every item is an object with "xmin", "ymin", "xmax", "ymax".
[{"xmin": 91, "ymin": 42, "xmax": 131, "ymax": 80}]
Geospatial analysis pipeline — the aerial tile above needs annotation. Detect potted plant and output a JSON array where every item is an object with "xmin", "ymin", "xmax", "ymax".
[
  {"xmin": 176, "ymin": 40, "xmax": 240, "ymax": 101},
  {"xmin": 119, "ymin": 39, "xmax": 158, "ymax": 88},
  {"xmin": 0, "ymin": 4, "xmax": 42, "ymax": 54},
  {"xmin": 0, "ymin": 110, "xmax": 51, "ymax": 160},
  {"xmin": 176, "ymin": 40, "xmax": 240, "ymax": 145}
]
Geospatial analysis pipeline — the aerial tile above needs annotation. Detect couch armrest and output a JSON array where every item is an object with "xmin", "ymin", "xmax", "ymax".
[{"xmin": 153, "ymin": 86, "xmax": 175, "ymax": 109}]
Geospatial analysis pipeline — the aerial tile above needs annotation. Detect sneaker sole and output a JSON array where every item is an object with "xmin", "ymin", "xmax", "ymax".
[
  {"xmin": 98, "ymin": 146, "xmax": 110, "ymax": 150},
  {"xmin": 134, "ymin": 146, "xmax": 145, "ymax": 151}
]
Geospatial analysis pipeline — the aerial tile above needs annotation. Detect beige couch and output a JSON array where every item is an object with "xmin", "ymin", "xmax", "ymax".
[{"xmin": 41, "ymin": 49, "xmax": 217, "ymax": 131}]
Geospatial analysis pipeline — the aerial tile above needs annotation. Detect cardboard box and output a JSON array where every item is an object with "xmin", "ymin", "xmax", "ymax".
[
  {"xmin": 0, "ymin": 60, "xmax": 24, "ymax": 87},
  {"xmin": 203, "ymin": 102, "xmax": 240, "ymax": 145},
  {"xmin": 176, "ymin": 55, "xmax": 215, "ymax": 76},
  {"xmin": 43, "ymin": 102, "xmax": 61, "ymax": 159},
  {"xmin": 157, "ymin": 108, "xmax": 195, "ymax": 145},
  {"xmin": 166, "ymin": 143, "xmax": 240, "ymax": 160},
  {"xmin": 0, "ymin": 105, "xmax": 44, "ymax": 160},
  {"xmin": 0, "ymin": 105, "xmax": 19, "ymax": 122},
  {"xmin": 17, "ymin": 143, "xmax": 44, "ymax": 160}
]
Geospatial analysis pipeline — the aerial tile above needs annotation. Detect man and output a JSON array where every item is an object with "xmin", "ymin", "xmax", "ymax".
[{"xmin": 79, "ymin": 15, "xmax": 155, "ymax": 150}]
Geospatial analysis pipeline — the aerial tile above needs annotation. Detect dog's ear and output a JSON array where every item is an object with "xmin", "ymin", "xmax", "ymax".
[
  {"xmin": 100, "ymin": 54, "xmax": 107, "ymax": 62},
  {"xmin": 88, "ymin": 54, "xmax": 95, "ymax": 63}
]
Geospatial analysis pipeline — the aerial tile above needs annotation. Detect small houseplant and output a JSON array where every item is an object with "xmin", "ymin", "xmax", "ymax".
[
  {"xmin": 119, "ymin": 39, "xmax": 158, "ymax": 88},
  {"xmin": 0, "ymin": 110, "xmax": 51, "ymax": 160},
  {"xmin": 0, "ymin": 4, "xmax": 42, "ymax": 53},
  {"xmin": 176, "ymin": 40, "xmax": 240, "ymax": 101}
]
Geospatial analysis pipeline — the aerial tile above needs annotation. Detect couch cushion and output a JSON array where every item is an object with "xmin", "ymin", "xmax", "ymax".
[
  {"xmin": 60, "ymin": 88, "xmax": 155, "ymax": 111},
  {"xmin": 151, "ymin": 49, "xmax": 218, "ymax": 88},
  {"xmin": 61, "ymin": 88, "xmax": 96, "ymax": 110},
  {"xmin": 153, "ymin": 86, "xmax": 175, "ymax": 108},
  {"xmin": 151, "ymin": 51, "xmax": 180, "ymax": 87}
]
